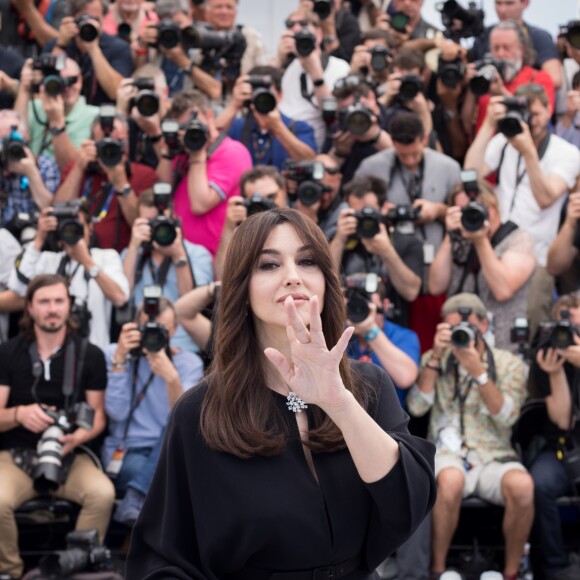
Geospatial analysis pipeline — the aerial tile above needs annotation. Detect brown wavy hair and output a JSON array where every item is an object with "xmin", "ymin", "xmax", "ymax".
[{"xmin": 200, "ymin": 208, "xmax": 369, "ymax": 458}]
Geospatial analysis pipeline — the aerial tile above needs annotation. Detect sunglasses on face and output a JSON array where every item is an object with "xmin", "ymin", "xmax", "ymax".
[{"xmin": 285, "ymin": 18, "xmax": 310, "ymax": 29}]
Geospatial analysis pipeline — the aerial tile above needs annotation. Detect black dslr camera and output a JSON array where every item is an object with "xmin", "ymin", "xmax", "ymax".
[
  {"xmin": 49, "ymin": 200, "xmax": 85, "ymax": 246},
  {"xmin": 246, "ymin": 75, "xmax": 277, "ymax": 115},
  {"xmin": 510, "ymin": 316, "xmax": 531, "ymax": 357},
  {"xmin": 450, "ymin": 306, "xmax": 479, "ymax": 348},
  {"xmin": 95, "ymin": 105, "xmax": 124, "ymax": 168},
  {"xmin": 129, "ymin": 77, "xmax": 160, "ymax": 117},
  {"xmin": 469, "ymin": 55, "xmax": 506, "ymax": 96},
  {"xmin": 386, "ymin": 204, "xmax": 421, "ymax": 224},
  {"xmin": 34, "ymin": 403, "xmax": 95, "ymax": 493},
  {"xmin": 344, "ymin": 273, "xmax": 380, "ymax": 323},
  {"xmin": 294, "ymin": 27, "xmax": 317, "ymax": 57},
  {"xmin": 560, "ymin": 20, "xmax": 580, "ymax": 50},
  {"xmin": 312, "ymin": 0, "xmax": 332, "ymax": 20},
  {"xmin": 389, "ymin": 12, "xmax": 410, "ymax": 34},
  {"xmin": 436, "ymin": 0, "xmax": 485, "ymax": 41},
  {"xmin": 497, "ymin": 96, "xmax": 529, "ymax": 138},
  {"xmin": 242, "ymin": 194, "xmax": 276, "ymax": 217},
  {"xmin": 369, "ymin": 46, "xmax": 392, "ymax": 73},
  {"xmin": 283, "ymin": 160, "xmax": 325, "ymax": 206},
  {"xmin": 0, "ymin": 126, "xmax": 27, "ymax": 169},
  {"xmin": 153, "ymin": 19, "xmax": 182, "ymax": 49},
  {"xmin": 160, "ymin": 112, "xmax": 208, "ymax": 157},
  {"xmin": 337, "ymin": 101, "xmax": 375, "ymax": 135},
  {"xmin": 75, "ymin": 14, "xmax": 99, "ymax": 42},
  {"xmin": 31, "ymin": 54, "xmax": 70, "ymax": 97},
  {"xmin": 537, "ymin": 310, "xmax": 578, "ymax": 351},
  {"xmin": 39, "ymin": 529, "xmax": 112, "ymax": 578},
  {"xmin": 138, "ymin": 285, "xmax": 169, "ymax": 353},
  {"xmin": 353, "ymin": 206, "xmax": 382, "ymax": 239},
  {"xmin": 397, "ymin": 74, "xmax": 423, "ymax": 101},
  {"xmin": 148, "ymin": 183, "xmax": 179, "ymax": 247},
  {"xmin": 438, "ymin": 55, "xmax": 466, "ymax": 89},
  {"xmin": 460, "ymin": 169, "xmax": 488, "ymax": 232}
]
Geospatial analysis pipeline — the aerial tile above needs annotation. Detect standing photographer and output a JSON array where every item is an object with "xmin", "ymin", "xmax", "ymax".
[
  {"xmin": 8, "ymin": 203, "xmax": 130, "ymax": 350},
  {"xmin": 406, "ymin": 292, "xmax": 532, "ymax": 580},
  {"xmin": 531, "ymin": 293, "xmax": 580, "ymax": 580},
  {"xmin": 429, "ymin": 179, "xmax": 536, "ymax": 352},
  {"xmin": 0, "ymin": 273, "xmax": 114, "ymax": 580}
]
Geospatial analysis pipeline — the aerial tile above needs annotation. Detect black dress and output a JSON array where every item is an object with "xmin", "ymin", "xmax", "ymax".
[{"xmin": 125, "ymin": 360, "xmax": 436, "ymax": 579}]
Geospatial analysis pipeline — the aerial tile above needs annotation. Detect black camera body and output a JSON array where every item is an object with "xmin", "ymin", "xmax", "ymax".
[
  {"xmin": 386, "ymin": 204, "xmax": 421, "ymax": 224},
  {"xmin": 344, "ymin": 273, "xmax": 380, "ymax": 323},
  {"xmin": 154, "ymin": 19, "xmax": 182, "ymax": 49},
  {"xmin": 390, "ymin": 11, "xmax": 410, "ymax": 34},
  {"xmin": 284, "ymin": 160, "xmax": 325, "ymax": 206},
  {"xmin": 129, "ymin": 77, "xmax": 160, "ymax": 117},
  {"xmin": 39, "ymin": 529, "xmax": 112, "ymax": 578},
  {"xmin": 49, "ymin": 202, "xmax": 84, "ymax": 246},
  {"xmin": 497, "ymin": 96, "xmax": 529, "ymax": 138},
  {"xmin": 95, "ymin": 105, "xmax": 125, "ymax": 167},
  {"xmin": 160, "ymin": 112, "xmax": 209, "ymax": 156},
  {"xmin": 242, "ymin": 194, "xmax": 276, "ymax": 216},
  {"xmin": 438, "ymin": 55, "xmax": 466, "ymax": 89},
  {"xmin": 137, "ymin": 285, "xmax": 169, "ymax": 353},
  {"xmin": 147, "ymin": 183, "xmax": 178, "ymax": 247},
  {"xmin": 436, "ymin": 0, "xmax": 485, "ymax": 41},
  {"xmin": 560, "ymin": 20, "xmax": 580, "ymax": 50},
  {"xmin": 461, "ymin": 201, "xmax": 488, "ymax": 232},
  {"xmin": 247, "ymin": 75, "xmax": 276, "ymax": 115},
  {"xmin": 337, "ymin": 101, "xmax": 374, "ymax": 136},
  {"xmin": 538, "ymin": 310, "xmax": 578, "ymax": 350},
  {"xmin": 34, "ymin": 402, "xmax": 95, "ymax": 493},
  {"xmin": 75, "ymin": 14, "xmax": 99, "ymax": 42},
  {"xmin": 369, "ymin": 46, "xmax": 392, "ymax": 73},
  {"xmin": 470, "ymin": 56, "xmax": 506, "ymax": 96},
  {"xmin": 0, "ymin": 127, "xmax": 27, "ymax": 169},
  {"xmin": 397, "ymin": 74, "xmax": 423, "ymax": 101},
  {"xmin": 294, "ymin": 27, "xmax": 317, "ymax": 57},
  {"xmin": 181, "ymin": 24, "xmax": 246, "ymax": 55},
  {"xmin": 450, "ymin": 306, "xmax": 478, "ymax": 348},
  {"xmin": 31, "ymin": 54, "xmax": 68, "ymax": 97},
  {"xmin": 353, "ymin": 206, "xmax": 381, "ymax": 239},
  {"xmin": 312, "ymin": 0, "xmax": 332, "ymax": 20}
]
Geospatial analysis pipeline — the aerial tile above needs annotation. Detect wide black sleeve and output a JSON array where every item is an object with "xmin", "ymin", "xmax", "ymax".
[
  {"xmin": 353, "ymin": 361, "xmax": 436, "ymax": 569},
  {"xmin": 125, "ymin": 387, "xmax": 209, "ymax": 580}
]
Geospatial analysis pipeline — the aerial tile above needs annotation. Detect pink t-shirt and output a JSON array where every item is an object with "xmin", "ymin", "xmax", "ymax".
[{"xmin": 173, "ymin": 137, "xmax": 252, "ymax": 256}]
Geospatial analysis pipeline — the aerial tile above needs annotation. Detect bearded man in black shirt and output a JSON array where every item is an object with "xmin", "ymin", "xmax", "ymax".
[{"xmin": 0, "ymin": 274, "xmax": 114, "ymax": 580}]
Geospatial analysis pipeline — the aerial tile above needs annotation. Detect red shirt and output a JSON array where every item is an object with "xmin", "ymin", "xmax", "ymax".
[
  {"xmin": 59, "ymin": 162, "xmax": 157, "ymax": 252},
  {"xmin": 475, "ymin": 66, "xmax": 555, "ymax": 135}
]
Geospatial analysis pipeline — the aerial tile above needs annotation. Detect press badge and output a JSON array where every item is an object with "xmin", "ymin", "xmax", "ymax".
[
  {"xmin": 423, "ymin": 243, "xmax": 435, "ymax": 265},
  {"xmin": 106, "ymin": 448, "xmax": 126, "ymax": 478}
]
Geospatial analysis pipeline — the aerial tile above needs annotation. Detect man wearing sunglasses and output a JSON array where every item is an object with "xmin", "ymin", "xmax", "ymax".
[{"xmin": 14, "ymin": 56, "xmax": 99, "ymax": 173}]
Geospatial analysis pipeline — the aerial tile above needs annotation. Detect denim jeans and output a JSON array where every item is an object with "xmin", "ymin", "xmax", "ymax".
[
  {"xmin": 114, "ymin": 447, "xmax": 153, "ymax": 496},
  {"xmin": 529, "ymin": 450, "xmax": 574, "ymax": 576},
  {"xmin": 125, "ymin": 425, "xmax": 166, "ymax": 496}
]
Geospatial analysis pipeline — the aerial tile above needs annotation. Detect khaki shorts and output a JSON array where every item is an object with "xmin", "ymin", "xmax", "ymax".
[{"xmin": 435, "ymin": 452, "xmax": 527, "ymax": 506}]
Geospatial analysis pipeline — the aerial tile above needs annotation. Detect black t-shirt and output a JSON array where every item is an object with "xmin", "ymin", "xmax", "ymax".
[{"xmin": 0, "ymin": 334, "xmax": 107, "ymax": 451}]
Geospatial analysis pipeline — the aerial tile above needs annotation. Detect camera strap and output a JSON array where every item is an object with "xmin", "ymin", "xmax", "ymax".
[
  {"xmin": 300, "ymin": 54, "xmax": 330, "ymax": 106},
  {"xmin": 121, "ymin": 356, "xmax": 155, "ymax": 443}
]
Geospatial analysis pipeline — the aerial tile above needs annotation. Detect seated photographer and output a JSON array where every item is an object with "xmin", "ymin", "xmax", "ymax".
[
  {"xmin": 45, "ymin": 0, "xmax": 134, "ymax": 106},
  {"xmin": 429, "ymin": 178, "xmax": 536, "ymax": 352},
  {"xmin": 215, "ymin": 165, "xmax": 286, "ymax": 280},
  {"xmin": 122, "ymin": 189, "xmax": 213, "ymax": 353},
  {"xmin": 463, "ymin": 20, "xmax": 555, "ymax": 135},
  {"xmin": 406, "ymin": 292, "xmax": 532, "ymax": 580},
  {"xmin": 134, "ymin": 0, "xmax": 223, "ymax": 101},
  {"xmin": 217, "ymin": 66, "xmax": 317, "ymax": 170},
  {"xmin": 465, "ymin": 84, "xmax": 580, "ymax": 330},
  {"xmin": 54, "ymin": 106, "xmax": 157, "ymax": 252},
  {"xmin": 103, "ymin": 295, "xmax": 203, "ymax": 509},
  {"xmin": 346, "ymin": 274, "xmax": 420, "ymax": 398},
  {"xmin": 330, "ymin": 175, "xmax": 422, "ymax": 327},
  {"xmin": 276, "ymin": 7, "xmax": 350, "ymax": 150},
  {"xmin": 156, "ymin": 89, "xmax": 252, "ymax": 257},
  {"xmin": 555, "ymin": 70, "xmax": 580, "ymax": 148},
  {"xmin": 0, "ymin": 110, "xmax": 60, "ymax": 234},
  {"xmin": 325, "ymin": 75, "xmax": 393, "ymax": 184},
  {"xmin": 531, "ymin": 293, "xmax": 580, "ymax": 580},
  {"xmin": 116, "ymin": 64, "xmax": 171, "ymax": 169},
  {"xmin": 14, "ymin": 56, "xmax": 100, "ymax": 173},
  {"xmin": 8, "ymin": 202, "xmax": 130, "ymax": 350},
  {"xmin": 0, "ymin": 273, "xmax": 114, "ymax": 580}
]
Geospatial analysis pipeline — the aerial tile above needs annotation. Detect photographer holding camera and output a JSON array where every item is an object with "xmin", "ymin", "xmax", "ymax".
[
  {"xmin": 46, "ymin": 0, "xmax": 133, "ymax": 106},
  {"xmin": 429, "ymin": 178, "xmax": 536, "ymax": 352},
  {"xmin": 123, "ymin": 189, "xmax": 213, "ymax": 354},
  {"xmin": 555, "ymin": 70, "xmax": 580, "ymax": 148},
  {"xmin": 530, "ymin": 293, "xmax": 580, "ymax": 580},
  {"xmin": 14, "ymin": 56, "xmax": 100, "ymax": 173},
  {"xmin": 406, "ymin": 292, "xmax": 532, "ymax": 580},
  {"xmin": 465, "ymin": 83, "xmax": 580, "ymax": 330},
  {"xmin": 0, "ymin": 110, "xmax": 60, "ymax": 234},
  {"xmin": 330, "ymin": 175, "xmax": 422, "ymax": 327},
  {"xmin": 8, "ymin": 202, "xmax": 130, "ymax": 350},
  {"xmin": 349, "ymin": 28, "xmax": 392, "ymax": 89},
  {"xmin": 54, "ymin": 106, "xmax": 157, "ymax": 252},
  {"xmin": 156, "ymin": 89, "xmax": 252, "ymax": 257},
  {"xmin": 217, "ymin": 66, "xmax": 317, "ymax": 170},
  {"xmin": 0, "ymin": 273, "xmax": 114, "ymax": 580},
  {"xmin": 103, "ymin": 294, "xmax": 203, "ymax": 521},
  {"xmin": 276, "ymin": 8, "xmax": 350, "ymax": 149}
]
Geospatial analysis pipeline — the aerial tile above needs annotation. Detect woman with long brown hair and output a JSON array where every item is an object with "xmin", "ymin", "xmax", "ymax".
[{"xmin": 126, "ymin": 208, "xmax": 436, "ymax": 580}]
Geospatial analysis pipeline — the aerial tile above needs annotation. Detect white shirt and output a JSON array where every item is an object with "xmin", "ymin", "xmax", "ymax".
[
  {"xmin": 0, "ymin": 229, "xmax": 22, "ymax": 343},
  {"xmin": 484, "ymin": 132, "xmax": 580, "ymax": 266},
  {"xmin": 279, "ymin": 55, "xmax": 350, "ymax": 149},
  {"xmin": 8, "ymin": 246, "xmax": 130, "ymax": 350}
]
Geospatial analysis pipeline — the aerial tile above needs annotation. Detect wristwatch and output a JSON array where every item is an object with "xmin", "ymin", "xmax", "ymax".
[
  {"xmin": 473, "ymin": 371, "xmax": 490, "ymax": 386},
  {"xmin": 49, "ymin": 125, "xmax": 66, "ymax": 137},
  {"xmin": 174, "ymin": 257, "xmax": 188, "ymax": 268},
  {"xmin": 115, "ymin": 184, "xmax": 132, "ymax": 198},
  {"xmin": 312, "ymin": 78, "xmax": 325, "ymax": 87},
  {"xmin": 87, "ymin": 264, "xmax": 101, "ymax": 279}
]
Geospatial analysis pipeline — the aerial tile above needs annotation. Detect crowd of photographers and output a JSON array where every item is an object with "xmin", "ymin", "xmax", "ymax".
[{"xmin": 0, "ymin": 0, "xmax": 579, "ymax": 579}]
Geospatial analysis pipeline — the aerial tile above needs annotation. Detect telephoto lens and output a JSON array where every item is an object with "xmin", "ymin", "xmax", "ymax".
[
  {"xmin": 450, "ymin": 323, "xmax": 476, "ymax": 348},
  {"xmin": 149, "ymin": 216, "xmax": 178, "ymax": 247},
  {"xmin": 294, "ymin": 28, "xmax": 316, "ymax": 57},
  {"xmin": 75, "ymin": 14, "xmax": 99, "ymax": 42}
]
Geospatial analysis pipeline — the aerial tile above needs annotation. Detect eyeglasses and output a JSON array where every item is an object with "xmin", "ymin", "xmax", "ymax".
[
  {"xmin": 62, "ymin": 75, "xmax": 79, "ymax": 87},
  {"xmin": 285, "ymin": 18, "xmax": 310, "ymax": 29},
  {"xmin": 514, "ymin": 83, "xmax": 545, "ymax": 96},
  {"xmin": 333, "ymin": 75, "xmax": 362, "ymax": 93}
]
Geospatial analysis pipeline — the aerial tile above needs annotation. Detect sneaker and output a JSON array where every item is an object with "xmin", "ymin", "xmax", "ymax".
[
  {"xmin": 440, "ymin": 571, "xmax": 464, "ymax": 580},
  {"xmin": 113, "ymin": 487, "xmax": 146, "ymax": 526}
]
